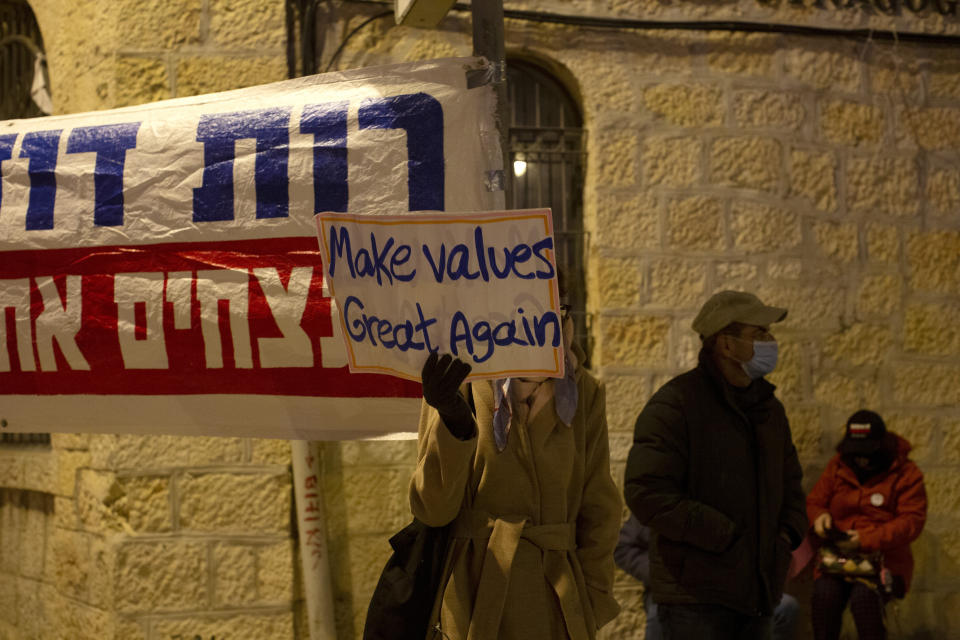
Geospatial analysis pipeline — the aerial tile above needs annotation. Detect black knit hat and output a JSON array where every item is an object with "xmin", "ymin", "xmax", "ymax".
[{"xmin": 838, "ymin": 409, "xmax": 888, "ymax": 456}]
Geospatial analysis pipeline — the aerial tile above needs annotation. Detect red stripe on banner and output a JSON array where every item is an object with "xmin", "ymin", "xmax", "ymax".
[{"xmin": 0, "ymin": 238, "xmax": 421, "ymax": 398}]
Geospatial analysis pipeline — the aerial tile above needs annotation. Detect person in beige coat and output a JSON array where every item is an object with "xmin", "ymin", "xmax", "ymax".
[{"xmin": 410, "ymin": 311, "xmax": 621, "ymax": 640}]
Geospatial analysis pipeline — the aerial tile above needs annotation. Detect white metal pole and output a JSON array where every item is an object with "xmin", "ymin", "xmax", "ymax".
[{"xmin": 291, "ymin": 440, "xmax": 338, "ymax": 640}]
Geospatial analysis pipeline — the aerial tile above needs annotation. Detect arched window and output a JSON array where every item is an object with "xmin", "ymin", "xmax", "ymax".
[
  {"xmin": 505, "ymin": 59, "xmax": 590, "ymax": 362},
  {"xmin": 1, "ymin": 0, "xmax": 51, "ymax": 120}
]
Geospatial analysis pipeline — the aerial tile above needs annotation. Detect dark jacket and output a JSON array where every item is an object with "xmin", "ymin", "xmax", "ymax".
[
  {"xmin": 623, "ymin": 349, "xmax": 807, "ymax": 616},
  {"xmin": 614, "ymin": 514, "xmax": 651, "ymax": 586}
]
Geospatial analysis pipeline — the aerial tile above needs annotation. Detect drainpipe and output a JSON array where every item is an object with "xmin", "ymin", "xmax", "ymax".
[{"xmin": 291, "ymin": 440, "xmax": 337, "ymax": 640}]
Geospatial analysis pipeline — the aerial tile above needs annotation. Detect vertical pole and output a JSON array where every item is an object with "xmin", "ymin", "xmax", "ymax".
[
  {"xmin": 471, "ymin": 0, "xmax": 508, "ymax": 205},
  {"xmin": 292, "ymin": 440, "xmax": 338, "ymax": 640}
]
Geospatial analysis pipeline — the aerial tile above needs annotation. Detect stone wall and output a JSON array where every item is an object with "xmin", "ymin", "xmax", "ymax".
[{"xmin": 1, "ymin": 0, "xmax": 959, "ymax": 639}]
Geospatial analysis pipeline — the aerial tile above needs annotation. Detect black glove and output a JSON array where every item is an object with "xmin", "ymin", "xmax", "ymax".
[{"xmin": 421, "ymin": 352, "xmax": 475, "ymax": 440}]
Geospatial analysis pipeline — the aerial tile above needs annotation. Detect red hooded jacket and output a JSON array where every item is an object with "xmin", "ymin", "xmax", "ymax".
[{"xmin": 806, "ymin": 434, "xmax": 927, "ymax": 592}]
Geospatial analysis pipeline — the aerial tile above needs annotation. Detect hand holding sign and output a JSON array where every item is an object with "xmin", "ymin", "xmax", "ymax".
[{"xmin": 422, "ymin": 352, "xmax": 475, "ymax": 439}]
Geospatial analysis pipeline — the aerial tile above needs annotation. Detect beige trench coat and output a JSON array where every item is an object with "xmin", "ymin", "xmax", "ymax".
[{"xmin": 409, "ymin": 360, "xmax": 621, "ymax": 640}]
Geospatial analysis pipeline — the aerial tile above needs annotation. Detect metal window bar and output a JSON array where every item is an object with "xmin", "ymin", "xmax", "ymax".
[
  {"xmin": 505, "ymin": 60, "xmax": 590, "ymax": 364},
  {"xmin": 1, "ymin": 0, "xmax": 48, "ymax": 120},
  {"xmin": 0, "ymin": 2, "xmax": 50, "ymax": 447}
]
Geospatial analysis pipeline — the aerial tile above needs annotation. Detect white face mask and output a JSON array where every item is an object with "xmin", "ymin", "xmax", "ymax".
[{"xmin": 740, "ymin": 340, "xmax": 778, "ymax": 379}]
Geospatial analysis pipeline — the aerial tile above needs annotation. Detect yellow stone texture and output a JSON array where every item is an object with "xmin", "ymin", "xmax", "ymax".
[
  {"xmin": 927, "ymin": 168, "xmax": 960, "ymax": 216},
  {"xmin": 820, "ymin": 100, "xmax": 885, "ymax": 146},
  {"xmin": 904, "ymin": 302, "xmax": 960, "ymax": 356},
  {"xmin": 649, "ymin": 259, "xmax": 707, "ymax": 309},
  {"xmin": 338, "ymin": 439, "xmax": 417, "ymax": 467},
  {"xmin": 643, "ymin": 83, "xmax": 724, "ymax": 127},
  {"xmin": 595, "ymin": 193, "xmax": 660, "ymax": 251},
  {"xmin": 115, "ymin": 541, "xmax": 207, "ymax": 613},
  {"xmin": 75, "ymin": 470, "xmax": 129, "ymax": 534},
  {"xmin": 327, "ymin": 467, "xmax": 412, "ymax": 535},
  {"xmin": 49, "ymin": 598, "xmax": 113, "ymax": 640},
  {"xmin": 116, "ymin": 0, "xmax": 202, "ymax": 48},
  {"xmin": 594, "ymin": 130, "xmax": 639, "ymax": 187},
  {"xmin": 597, "ymin": 315, "xmax": 671, "ymax": 368},
  {"xmin": 759, "ymin": 283, "xmax": 844, "ymax": 331},
  {"xmin": 51, "ymin": 528, "xmax": 91, "ymax": 601},
  {"xmin": 847, "ymin": 156, "xmax": 919, "ymax": 217},
  {"xmin": 784, "ymin": 48, "xmax": 861, "ymax": 92},
  {"xmin": 882, "ymin": 413, "xmax": 935, "ymax": 464},
  {"xmin": 731, "ymin": 202, "xmax": 801, "ymax": 254},
  {"xmin": 924, "ymin": 469, "xmax": 960, "ymax": 517},
  {"xmin": 893, "ymin": 363, "xmax": 960, "ymax": 407},
  {"xmin": 813, "ymin": 372, "xmax": 867, "ymax": 409},
  {"xmin": 857, "ymin": 274, "xmax": 902, "ymax": 316},
  {"xmin": 768, "ymin": 259, "xmax": 802, "ymax": 281},
  {"xmin": 710, "ymin": 137, "xmax": 781, "ymax": 192},
  {"xmin": 716, "ymin": 261, "xmax": 759, "ymax": 288},
  {"xmin": 608, "ymin": 430, "xmax": 634, "ymax": 465},
  {"xmin": 114, "ymin": 476, "xmax": 172, "ymax": 533},
  {"xmin": 705, "ymin": 32, "xmax": 777, "ymax": 77},
  {"xmin": 786, "ymin": 406, "xmax": 823, "ymax": 460},
  {"xmin": 213, "ymin": 543, "xmax": 257, "ymax": 606},
  {"xmin": 812, "ymin": 220, "xmax": 858, "ymax": 263},
  {"xmin": 178, "ymin": 472, "xmax": 291, "ymax": 533},
  {"xmin": 152, "ymin": 612, "xmax": 294, "ymax": 638},
  {"xmin": 257, "ymin": 540, "xmax": 295, "ymax": 602},
  {"xmin": 666, "ymin": 196, "xmax": 724, "ymax": 252},
  {"xmin": 940, "ymin": 418, "xmax": 960, "ymax": 463},
  {"xmin": 115, "ymin": 619, "xmax": 148, "ymax": 640},
  {"xmin": 789, "ymin": 149, "xmax": 838, "ymax": 212},
  {"xmin": 929, "ymin": 61, "xmax": 960, "ymax": 99},
  {"xmin": 595, "ymin": 256, "xmax": 643, "ymax": 308},
  {"xmin": 870, "ymin": 62, "xmax": 924, "ymax": 103},
  {"xmin": 823, "ymin": 324, "xmax": 893, "ymax": 368},
  {"xmin": 51, "ymin": 433, "xmax": 90, "ymax": 451},
  {"xmin": 210, "ymin": 0, "xmax": 285, "ymax": 49},
  {"xmin": 898, "ymin": 107, "xmax": 960, "ymax": 150},
  {"xmin": 866, "ymin": 224, "xmax": 900, "ymax": 264},
  {"xmin": 115, "ymin": 57, "xmax": 170, "ymax": 108},
  {"xmin": 56, "ymin": 450, "xmax": 91, "ymax": 497},
  {"xmin": 604, "ymin": 374, "xmax": 651, "ymax": 435},
  {"xmin": 733, "ymin": 90, "xmax": 805, "ymax": 130},
  {"xmin": 90, "ymin": 434, "xmax": 246, "ymax": 469},
  {"xmin": 575, "ymin": 51, "xmax": 640, "ymax": 117},
  {"xmin": 642, "ymin": 136, "xmax": 701, "ymax": 188},
  {"xmin": 250, "ymin": 437, "xmax": 292, "ymax": 464},
  {"xmin": 175, "ymin": 56, "xmax": 287, "ymax": 97},
  {"xmin": 906, "ymin": 230, "xmax": 960, "ymax": 295},
  {"xmin": 404, "ymin": 30, "xmax": 468, "ymax": 62},
  {"xmin": 767, "ymin": 339, "xmax": 803, "ymax": 402}
]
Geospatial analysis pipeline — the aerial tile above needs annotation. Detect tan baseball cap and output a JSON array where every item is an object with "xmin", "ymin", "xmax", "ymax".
[{"xmin": 691, "ymin": 290, "xmax": 787, "ymax": 338}]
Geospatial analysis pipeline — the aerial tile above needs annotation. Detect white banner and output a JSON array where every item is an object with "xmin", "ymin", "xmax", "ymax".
[
  {"xmin": 0, "ymin": 57, "xmax": 500, "ymax": 439},
  {"xmin": 317, "ymin": 209, "xmax": 563, "ymax": 381}
]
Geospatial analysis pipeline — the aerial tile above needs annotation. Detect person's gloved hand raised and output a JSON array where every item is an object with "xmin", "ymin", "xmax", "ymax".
[{"xmin": 422, "ymin": 352, "xmax": 475, "ymax": 440}]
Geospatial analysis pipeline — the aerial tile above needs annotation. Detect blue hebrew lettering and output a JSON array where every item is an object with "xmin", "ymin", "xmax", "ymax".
[
  {"xmin": 66, "ymin": 122, "xmax": 141, "ymax": 227},
  {"xmin": 20, "ymin": 129, "xmax": 61, "ymax": 231},
  {"xmin": 358, "ymin": 93, "xmax": 444, "ymax": 211},
  {"xmin": 0, "ymin": 134, "xmax": 15, "ymax": 211},
  {"xmin": 301, "ymin": 101, "xmax": 348, "ymax": 213},
  {"xmin": 193, "ymin": 108, "xmax": 292, "ymax": 222}
]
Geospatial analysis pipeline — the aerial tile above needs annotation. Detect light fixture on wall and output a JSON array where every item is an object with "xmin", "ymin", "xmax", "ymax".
[{"xmin": 513, "ymin": 157, "xmax": 527, "ymax": 177}]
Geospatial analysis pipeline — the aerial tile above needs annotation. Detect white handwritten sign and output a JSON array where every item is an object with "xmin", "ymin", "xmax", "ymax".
[{"xmin": 316, "ymin": 209, "xmax": 563, "ymax": 381}]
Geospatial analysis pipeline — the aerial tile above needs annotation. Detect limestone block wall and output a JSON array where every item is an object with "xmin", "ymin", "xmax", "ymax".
[
  {"xmin": 330, "ymin": 2, "xmax": 960, "ymax": 638},
  {"xmin": 2, "ymin": 0, "xmax": 959, "ymax": 639}
]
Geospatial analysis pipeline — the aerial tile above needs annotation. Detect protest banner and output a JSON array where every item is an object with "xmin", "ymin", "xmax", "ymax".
[
  {"xmin": 317, "ymin": 209, "xmax": 563, "ymax": 381},
  {"xmin": 0, "ymin": 57, "xmax": 501, "ymax": 439}
]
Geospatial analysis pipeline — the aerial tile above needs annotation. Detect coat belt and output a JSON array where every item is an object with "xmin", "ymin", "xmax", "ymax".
[{"xmin": 454, "ymin": 510, "xmax": 590, "ymax": 640}]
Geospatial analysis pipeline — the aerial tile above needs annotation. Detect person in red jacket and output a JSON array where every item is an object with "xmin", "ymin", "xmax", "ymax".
[{"xmin": 806, "ymin": 410, "xmax": 927, "ymax": 640}]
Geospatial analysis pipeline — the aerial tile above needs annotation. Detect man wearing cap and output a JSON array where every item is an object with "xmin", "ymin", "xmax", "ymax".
[{"xmin": 623, "ymin": 290, "xmax": 807, "ymax": 639}]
